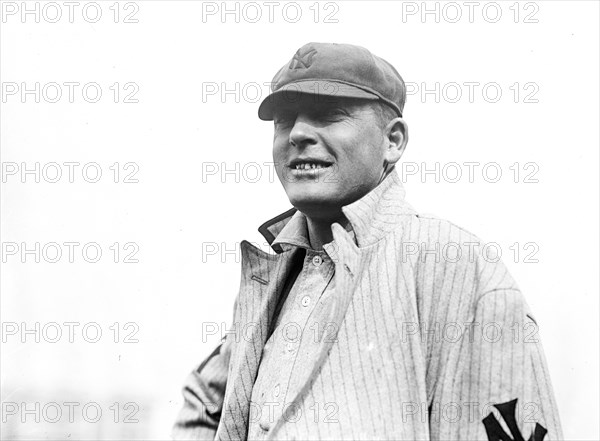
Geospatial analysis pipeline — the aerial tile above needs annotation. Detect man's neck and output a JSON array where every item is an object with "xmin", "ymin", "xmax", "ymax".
[
  {"xmin": 302, "ymin": 170, "xmax": 391, "ymax": 249},
  {"xmin": 305, "ymin": 213, "xmax": 350, "ymax": 250}
]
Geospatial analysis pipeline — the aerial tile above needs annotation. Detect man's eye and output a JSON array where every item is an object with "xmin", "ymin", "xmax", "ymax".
[
  {"xmin": 274, "ymin": 114, "xmax": 295, "ymax": 125},
  {"xmin": 320, "ymin": 108, "xmax": 348, "ymax": 119}
]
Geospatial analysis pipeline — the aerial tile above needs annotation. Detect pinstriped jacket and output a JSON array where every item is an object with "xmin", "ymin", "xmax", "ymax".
[{"xmin": 173, "ymin": 170, "xmax": 562, "ymax": 440}]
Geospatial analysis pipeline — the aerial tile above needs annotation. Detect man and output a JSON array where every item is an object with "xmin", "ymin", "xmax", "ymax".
[{"xmin": 173, "ymin": 42, "xmax": 562, "ymax": 440}]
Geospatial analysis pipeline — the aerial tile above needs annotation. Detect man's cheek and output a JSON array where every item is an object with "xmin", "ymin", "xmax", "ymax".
[
  {"xmin": 279, "ymin": 166, "xmax": 295, "ymax": 184},
  {"xmin": 271, "ymin": 152, "xmax": 287, "ymax": 180},
  {"xmin": 325, "ymin": 163, "xmax": 342, "ymax": 185}
]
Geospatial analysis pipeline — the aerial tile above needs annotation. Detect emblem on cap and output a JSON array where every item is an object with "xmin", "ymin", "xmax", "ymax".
[{"xmin": 288, "ymin": 48, "xmax": 317, "ymax": 70}]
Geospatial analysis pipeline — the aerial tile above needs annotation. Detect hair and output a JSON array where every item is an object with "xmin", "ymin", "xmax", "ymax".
[{"xmin": 372, "ymin": 101, "xmax": 400, "ymax": 130}]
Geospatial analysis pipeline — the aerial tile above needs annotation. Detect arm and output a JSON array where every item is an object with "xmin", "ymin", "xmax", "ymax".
[
  {"xmin": 431, "ymin": 288, "xmax": 563, "ymax": 440},
  {"xmin": 171, "ymin": 334, "xmax": 233, "ymax": 440}
]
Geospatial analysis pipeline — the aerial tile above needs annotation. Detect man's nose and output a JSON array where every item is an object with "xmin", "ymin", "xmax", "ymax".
[{"xmin": 289, "ymin": 115, "xmax": 318, "ymax": 148}]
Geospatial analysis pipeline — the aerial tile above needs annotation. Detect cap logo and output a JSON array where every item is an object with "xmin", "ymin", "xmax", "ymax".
[{"xmin": 289, "ymin": 48, "xmax": 317, "ymax": 70}]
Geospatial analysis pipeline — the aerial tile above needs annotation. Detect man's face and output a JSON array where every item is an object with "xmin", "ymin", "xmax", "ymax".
[{"xmin": 272, "ymin": 96, "xmax": 388, "ymax": 219}]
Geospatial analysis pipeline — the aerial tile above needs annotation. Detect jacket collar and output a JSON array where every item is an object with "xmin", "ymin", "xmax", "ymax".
[
  {"xmin": 257, "ymin": 169, "xmax": 415, "ymax": 253},
  {"xmin": 271, "ymin": 210, "xmax": 313, "ymax": 250},
  {"xmin": 271, "ymin": 209, "xmax": 358, "ymax": 253}
]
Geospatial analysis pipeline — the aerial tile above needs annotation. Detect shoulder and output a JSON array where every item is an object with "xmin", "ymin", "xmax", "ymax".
[
  {"xmin": 396, "ymin": 211, "xmax": 520, "ymax": 301},
  {"xmin": 401, "ymin": 211, "xmax": 482, "ymax": 246}
]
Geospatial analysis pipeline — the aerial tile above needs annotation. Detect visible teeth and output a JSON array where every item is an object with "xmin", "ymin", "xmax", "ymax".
[{"xmin": 294, "ymin": 163, "xmax": 328, "ymax": 170}]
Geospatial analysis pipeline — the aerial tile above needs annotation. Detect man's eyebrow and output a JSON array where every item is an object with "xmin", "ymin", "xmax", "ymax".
[{"xmin": 273, "ymin": 108, "xmax": 296, "ymax": 117}]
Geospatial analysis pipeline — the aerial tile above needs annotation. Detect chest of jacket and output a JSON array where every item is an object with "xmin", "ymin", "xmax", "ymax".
[{"xmin": 217, "ymin": 226, "xmax": 439, "ymax": 440}]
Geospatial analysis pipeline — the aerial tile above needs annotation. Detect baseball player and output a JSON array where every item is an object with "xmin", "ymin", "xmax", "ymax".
[{"xmin": 172, "ymin": 42, "xmax": 562, "ymax": 441}]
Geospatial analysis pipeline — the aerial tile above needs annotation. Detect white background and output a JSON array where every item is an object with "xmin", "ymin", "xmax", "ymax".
[{"xmin": 1, "ymin": 1, "xmax": 598, "ymax": 439}]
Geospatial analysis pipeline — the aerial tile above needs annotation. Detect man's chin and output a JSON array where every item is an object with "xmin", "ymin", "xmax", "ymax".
[{"xmin": 287, "ymin": 193, "xmax": 342, "ymax": 218}]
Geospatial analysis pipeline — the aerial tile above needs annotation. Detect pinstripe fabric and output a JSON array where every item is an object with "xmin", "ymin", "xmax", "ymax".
[
  {"xmin": 248, "ymin": 246, "xmax": 337, "ymax": 439},
  {"xmin": 173, "ymin": 170, "xmax": 562, "ymax": 440}
]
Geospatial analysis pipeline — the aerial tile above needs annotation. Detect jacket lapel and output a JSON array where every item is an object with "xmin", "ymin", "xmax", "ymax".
[{"xmin": 217, "ymin": 242, "xmax": 299, "ymax": 440}]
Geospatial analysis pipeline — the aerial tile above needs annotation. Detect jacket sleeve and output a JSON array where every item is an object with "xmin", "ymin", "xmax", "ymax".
[
  {"xmin": 171, "ymin": 334, "xmax": 233, "ymax": 440},
  {"xmin": 430, "ymin": 286, "xmax": 563, "ymax": 440}
]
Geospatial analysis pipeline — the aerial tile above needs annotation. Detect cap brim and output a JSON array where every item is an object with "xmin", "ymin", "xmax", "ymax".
[{"xmin": 258, "ymin": 80, "xmax": 380, "ymax": 121}]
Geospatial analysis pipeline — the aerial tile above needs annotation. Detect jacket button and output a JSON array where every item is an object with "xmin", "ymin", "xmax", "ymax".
[
  {"xmin": 312, "ymin": 255, "xmax": 323, "ymax": 266},
  {"xmin": 301, "ymin": 296, "xmax": 311, "ymax": 307}
]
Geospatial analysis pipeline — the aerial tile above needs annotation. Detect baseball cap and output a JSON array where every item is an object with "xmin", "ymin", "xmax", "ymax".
[{"xmin": 258, "ymin": 42, "xmax": 406, "ymax": 121}]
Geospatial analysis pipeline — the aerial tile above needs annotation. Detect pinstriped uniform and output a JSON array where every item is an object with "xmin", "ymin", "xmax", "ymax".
[
  {"xmin": 248, "ymin": 247, "xmax": 335, "ymax": 439},
  {"xmin": 173, "ymin": 170, "xmax": 562, "ymax": 440}
]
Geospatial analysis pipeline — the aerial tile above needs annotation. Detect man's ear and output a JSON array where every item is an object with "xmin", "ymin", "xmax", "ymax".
[{"xmin": 384, "ymin": 117, "xmax": 408, "ymax": 165}]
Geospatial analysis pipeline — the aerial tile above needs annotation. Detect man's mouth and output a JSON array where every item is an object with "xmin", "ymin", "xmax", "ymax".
[
  {"xmin": 293, "ymin": 163, "xmax": 330, "ymax": 170},
  {"xmin": 288, "ymin": 159, "xmax": 334, "ymax": 170},
  {"xmin": 287, "ymin": 158, "xmax": 335, "ymax": 179}
]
